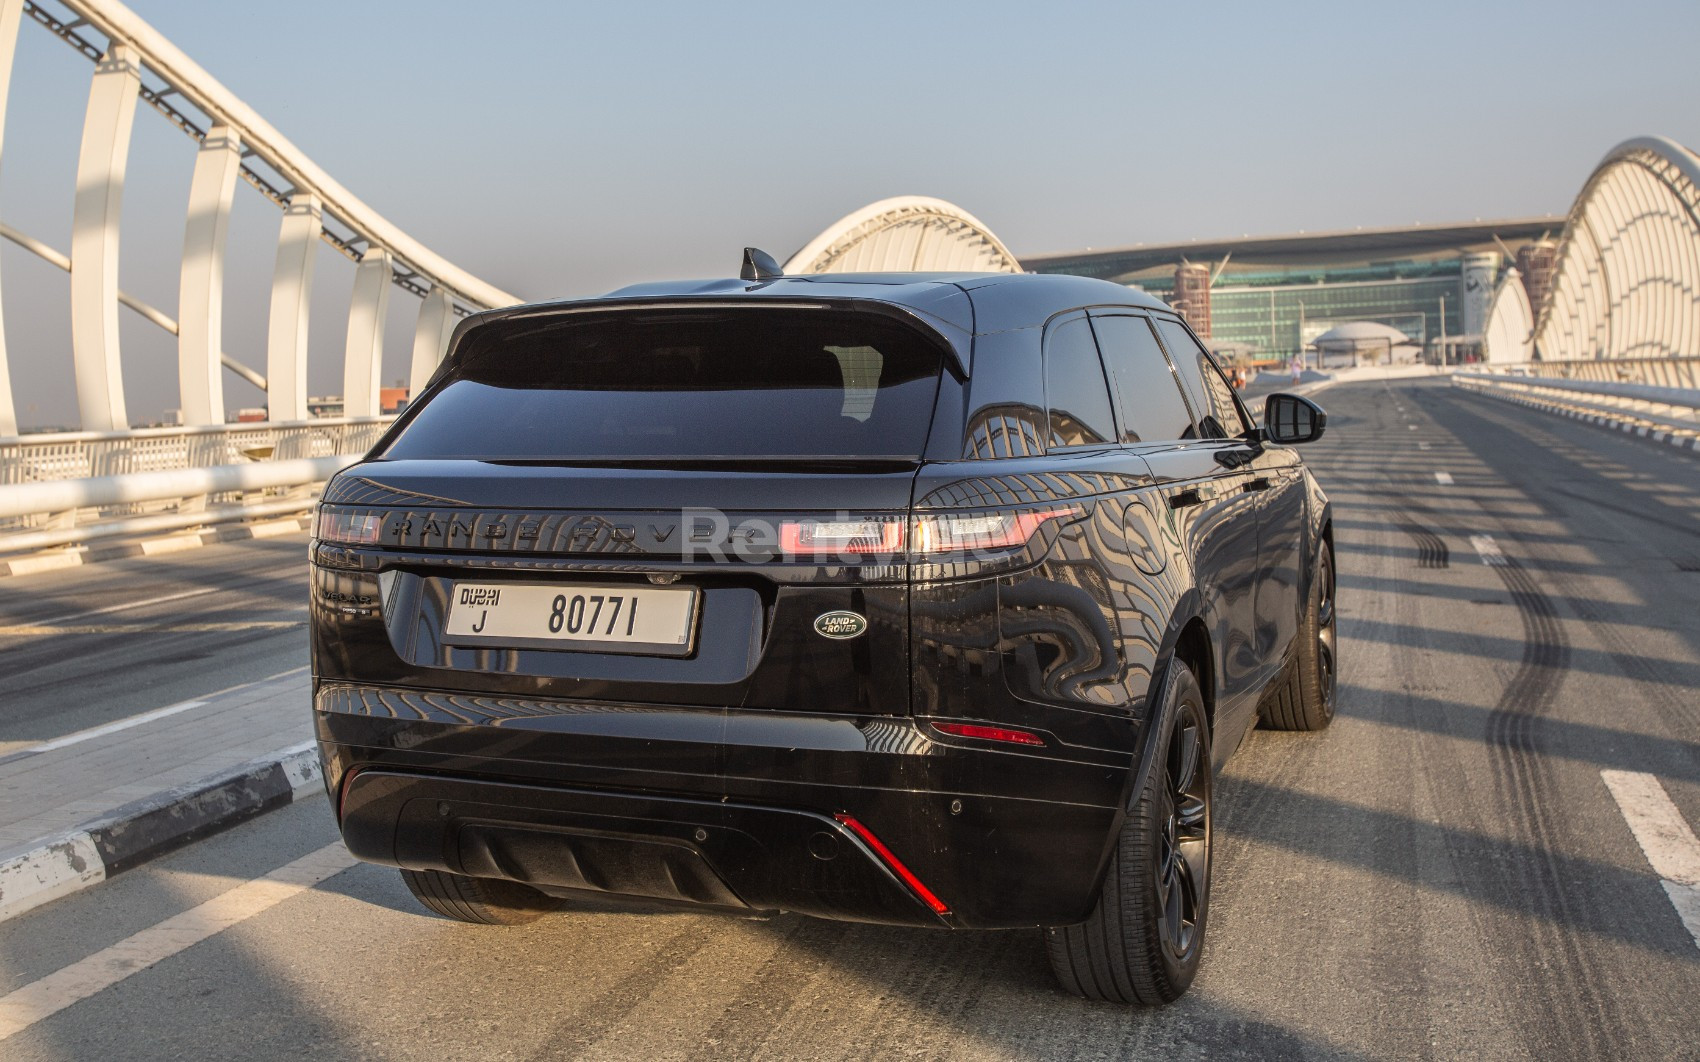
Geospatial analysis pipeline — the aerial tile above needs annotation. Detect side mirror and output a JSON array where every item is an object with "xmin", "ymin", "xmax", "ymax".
[{"xmin": 1263, "ymin": 393, "xmax": 1327, "ymax": 444}]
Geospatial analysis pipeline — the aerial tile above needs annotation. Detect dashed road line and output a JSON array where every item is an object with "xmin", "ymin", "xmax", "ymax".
[
  {"xmin": 1434, "ymin": 471, "xmax": 1454, "ymax": 486},
  {"xmin": 0, "ymin": 620, "xmax": 304, "ymax": 637},
  {"xmin": 1600, "ymin": 770, "xmax": 1700, "ymax": 951},
  {"xmin": 16, "ymin": 700, "xmax": 209, "ymax": 757},
  {"xmin": 27, "ymin": 585, "xmax": 228, "ymax": 628},
  {"xmin": 1470, "ymin": 534, "xmax": 1508, "ymax": 566},
  {"xmin": 0, "ymin": 842, "xmax": 356, "ymax": 1040}
]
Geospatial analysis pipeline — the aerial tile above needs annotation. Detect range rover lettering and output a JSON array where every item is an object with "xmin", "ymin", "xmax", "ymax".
[{"xmin": 310, "ymin": 255, "xmax": 1334, "ymax": 1005}]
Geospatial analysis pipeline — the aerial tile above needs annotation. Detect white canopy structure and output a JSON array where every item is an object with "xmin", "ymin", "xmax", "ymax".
[
  {"xmin": 784, "ymin": 196, "xmax": 1021, "ymax": 275},
  {"xmin": 1482, "ymin": 268, "xmax": 1535, "ymax": 363},
  {"xmin": 1308, "ymin": 321, "xmax": 1419, "ymax": 367},
  {"xmin": 1523, "ymin": 136, "xmax": 1700, "ymax": 363}
]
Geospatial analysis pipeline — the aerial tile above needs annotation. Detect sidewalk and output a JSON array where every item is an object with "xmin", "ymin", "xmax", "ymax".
[{"xmin": 0, "ymin": 668, "xmax": 320, "ymax": 922}]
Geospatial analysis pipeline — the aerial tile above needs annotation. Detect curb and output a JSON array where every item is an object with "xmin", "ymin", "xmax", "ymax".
[
  {"xmin": 1456, "ymin": 384, "xmax": 1700, "ymax": 455},
  {"xmin": 0, "ymin": 740, "xmax": 323, "ymax": 924},
  {"xmin": 0, "ymin": 514, "xmax": 311, "ymax": 578}
]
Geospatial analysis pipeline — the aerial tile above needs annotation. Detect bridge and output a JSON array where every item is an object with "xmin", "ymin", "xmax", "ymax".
[{"xmin": 0, "ymin": 1, "xmax": 1697, "ymax": 1059}]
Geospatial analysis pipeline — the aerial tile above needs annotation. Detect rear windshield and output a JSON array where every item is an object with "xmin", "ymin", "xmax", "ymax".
[{"xmin": 381, "ymin": 309, "xmax": 946, "ymax": 462}]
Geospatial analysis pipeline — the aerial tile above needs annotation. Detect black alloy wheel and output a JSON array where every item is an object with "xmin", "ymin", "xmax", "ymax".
[
  {"xmin": 1157, "ymin": 703, "xmax": 1210, "ymax": 962},
  {"xmin": 1261, "ymin": 538, "xmax": 1337, "ymax": 731},
  {"xmin": 1045, "ymin": 662, "xmax": 1213, "ymax": 1005}
]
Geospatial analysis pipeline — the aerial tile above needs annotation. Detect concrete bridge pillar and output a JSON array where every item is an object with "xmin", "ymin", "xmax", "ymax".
[
  {"xmin": 266, "ymin": 194, "xmax": 321, "ymax": 422},
  {"xmin": 70, "ymin": 43, "xmax": 141, "ymax": 431},
  {"xmin": 342, "ymin": 248, "xmax": 392, "ymax": 417},
  {"xmin": 0, "ymin": 0, "xmax": 23, "ymax": 436},
  {"xmin": 178, "ymin": 125, "xmax": 242, "ymax": 425},
  {"xmin": 410, "ymin": 286, "xmax": 454, "ymax": 397}
]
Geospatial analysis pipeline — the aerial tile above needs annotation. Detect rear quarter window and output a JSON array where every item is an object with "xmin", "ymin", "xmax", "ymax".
[{"xmin": 1043, "ymin": 315, "xmax": 1117, "ymax": 448}]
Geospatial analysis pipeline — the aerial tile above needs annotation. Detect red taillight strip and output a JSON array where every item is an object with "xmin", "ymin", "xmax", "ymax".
[
  {"xmin": 336, "ymin": 766, "xmax": 363, "ymax": 822},
  {"xmin": 834, "ymin": 814, "xmax": 950, "ymax": 916},
  {"xmin": 930, "ymin": 721, "xmax": 1046, "ymax": 747}
]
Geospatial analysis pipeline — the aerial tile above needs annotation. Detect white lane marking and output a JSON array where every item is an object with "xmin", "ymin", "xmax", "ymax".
[
  {"xmin": 1601, "ymin": 771, "xmax": 1700, "ymax": 885},
  {"xmin": 29, "ymin": 585, "xmax": 225, "ymax": 628},
  {"xmin": 0, "ymin": 842, "xmax": 356, "ymax": 1040},
  {"xmin": 24, "ymin": 562, "xmax": 306, "ymax": 628},
  {"xmin": 1601, "ymin": 770, "xmax": 1700, "ymax": 951},
  {"xmin": 0, "ymin": 615, "xmax": 305, "ymax": 637},
  {"xmin": 1434, "ymin": 471, "xmax": 1454, "ymax": 486},
  {"xmin": 1470, "ymin": 534, "xmax": 1508, "ymax": 566},
  {"xmin": 21, "ymin": 700, "xmax": 209, "ymax": 755}
]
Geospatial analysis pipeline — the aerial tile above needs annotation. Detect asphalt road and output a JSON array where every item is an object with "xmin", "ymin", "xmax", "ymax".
[
  {"xmin": 0, "ymin": 534, "xmax": 311, "ymax": 752},
  {"xmin": 3, "ymin": 378, "xmax": 1698, "ymax": 1060}
]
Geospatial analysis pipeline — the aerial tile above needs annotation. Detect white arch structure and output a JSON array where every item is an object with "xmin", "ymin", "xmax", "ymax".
[
  {"xmin": 1499, "ymin": 136, "xmax": 1700, "ymax": 367},
  {"xmin": 1482, "ymin": 267, "xmax": 1534, "ymax": 364},
  {"xmin": 0, "ymin": 0, "xmax": 519, "ymax": 438},
  {"xmin": 784, "ymin": 195, "xmax": 1021, "ymax": 275}
]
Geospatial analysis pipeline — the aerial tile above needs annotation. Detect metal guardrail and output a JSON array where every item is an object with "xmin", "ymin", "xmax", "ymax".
[
  {"xmin": 1453, "ymin": 372, "xmax": 1700, "ymax": 438},
  {"xmin": 0, "ymin": 417, "xmax": 391, "ymax": 547},
  {"xmin": 0, "ymin": 417, "xmax": 392, "ymax": 485},
  {"xmin": 1469, "ymin": 357, "xmax": 1700, "ymax": 389}
]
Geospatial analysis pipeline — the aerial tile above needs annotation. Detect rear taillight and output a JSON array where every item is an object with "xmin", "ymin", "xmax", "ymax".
[
  {"xmin": 911, "ymin": 507, "xmax": 1080, "ymax": 554},
  {"xmin": 779, "ymin": 517, "xmax": 905, "ymax": 556},
  {"xmin": 777, "ymin": 505, "xmax": 1081, "ymax": 559},
  {"xmin": 316, "ymin": 507, "xmax": 382, "ymax": 545}
]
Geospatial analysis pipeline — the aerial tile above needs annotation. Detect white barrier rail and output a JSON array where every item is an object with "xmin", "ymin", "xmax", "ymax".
[
  {"xmin": 0, "ymin": 416, "xmax": 390, "ymax": 548},
  {"xmin": 1453, "ymin": 372, "xmax": 1700, "ymax": 439},
  {"xmin": 0, "ymin": 450, "xmax": 363, "ymax": 552},
  {"xmin": 1467, "ymin": 357, "xmax": 1700, "ymax": 390}
]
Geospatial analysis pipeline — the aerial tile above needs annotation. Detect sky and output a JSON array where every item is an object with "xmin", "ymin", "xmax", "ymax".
[{"xmin": 3, "ymin": 0, "xmax": 1699, "ymax": 429}]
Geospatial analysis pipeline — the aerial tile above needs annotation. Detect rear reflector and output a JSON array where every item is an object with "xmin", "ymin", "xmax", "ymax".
[
  {"xmin": 930, "ymin": 722, "xmax": 1047, "ymax": 747},
  {"xmin": 336, "ymin": 766, "xmax": 363, "ymax": 822},
  {"xmin": 834, "ymin": 814, "xmax": 950, "ymax": 916}
]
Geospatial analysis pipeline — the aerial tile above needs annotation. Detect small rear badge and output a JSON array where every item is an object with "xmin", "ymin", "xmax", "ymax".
[{"xmin": 814, "ymin": 611, "xmax": 868, "ymax": 639}]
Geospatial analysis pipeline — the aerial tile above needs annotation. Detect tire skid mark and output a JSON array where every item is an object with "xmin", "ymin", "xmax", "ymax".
[
  {"xmin": 1479, "ymin": 551, "xmax": 1629, "ymax": 1058},
  {"xmin": 1445, "ymin": 391, "xmax": 1700, "ymax": 738},
  {"xmin": 688, "ymin": 917, "xmax": 852, "ymax": 1059},
  {"xmin": 1411, "ymin": 386, "xmax": 1637, "ymax": 1058},
  {"xmin": 1391, "ymin": 512, "xmax": 1450, "ymax": 569},
  {"xmin": 528, "ymin": 919, "xmax": 720, "ymax": 1059}
]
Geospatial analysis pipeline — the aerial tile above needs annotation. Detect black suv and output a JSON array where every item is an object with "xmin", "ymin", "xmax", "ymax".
[{"xmin": 311, "ymin": 264, "xmax": 1334, "ymax": 1005}]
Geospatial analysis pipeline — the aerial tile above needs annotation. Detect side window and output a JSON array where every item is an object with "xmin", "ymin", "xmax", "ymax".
[
  {"xmin": 1154, "ymin": 318, "xmax": 1252, "ymax": 439},
  {"xmin": 1044, "ymin": 315, "xmax": 1116, "ymax": 448},
  {"xmin": 1089, "ymin": 315, "xmax": 1197, "ymax": 443}
]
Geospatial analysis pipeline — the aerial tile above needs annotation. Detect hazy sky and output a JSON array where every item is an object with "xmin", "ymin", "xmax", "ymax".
[{"xmin": 3, "ymin": 0, "xmax": 1698, "ymax": 428}]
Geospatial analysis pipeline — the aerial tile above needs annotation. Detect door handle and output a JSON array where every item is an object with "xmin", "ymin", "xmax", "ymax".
[
  {"xmin": 1243, "ymin": 477, "xmax": 1271, "ymax": 493},
  {"xmin": 1169, "ymin": 486, "xmax": 1214, "ymax": 510}
]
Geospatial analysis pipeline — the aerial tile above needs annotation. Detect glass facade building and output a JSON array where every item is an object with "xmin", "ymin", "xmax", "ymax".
[{"xmin": 1129, "ymin": 260, "xmax": 1466, "ymax": 362}]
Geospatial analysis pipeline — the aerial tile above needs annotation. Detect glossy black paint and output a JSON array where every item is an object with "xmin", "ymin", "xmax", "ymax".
[{"xmin": 311, "ymin": 271, "xmax": 1330, "ymax": 930}]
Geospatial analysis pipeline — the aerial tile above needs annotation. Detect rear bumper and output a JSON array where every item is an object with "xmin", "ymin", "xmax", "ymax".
[{"xmin": 315, "ymin": 681, "xmax": 1131, "ymax": 929}]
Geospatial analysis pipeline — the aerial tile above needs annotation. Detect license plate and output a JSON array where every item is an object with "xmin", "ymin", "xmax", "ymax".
[{"xmin": 443, "ymin": 582, "xmax": 699, "ymax": 656}]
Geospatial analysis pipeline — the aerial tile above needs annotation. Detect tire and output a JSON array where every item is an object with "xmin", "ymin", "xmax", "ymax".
[
  {"xmin": 399, "ymin": 868, "xmax": 560, "ymax": 926},
  {"xmin": 1045, "ymin": 663, "xmax": 1213, "ymax": 1005},
  {"xmin": 1260, "ymin": 538, "xmax": 1337, "ymax": 732}
]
